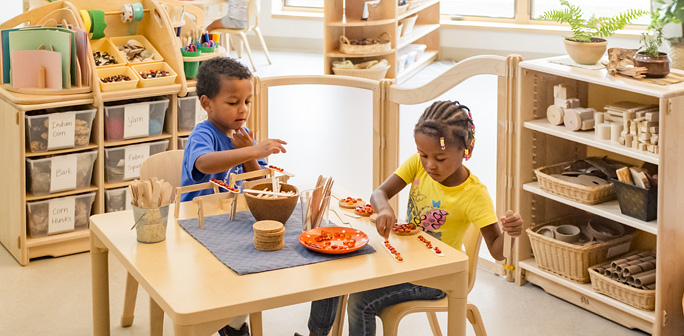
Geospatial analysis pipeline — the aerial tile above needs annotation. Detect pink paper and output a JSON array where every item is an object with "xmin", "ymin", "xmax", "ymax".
[{"xmin": 11, "ymin": 50, "xmax": 62, "ymax": 89}]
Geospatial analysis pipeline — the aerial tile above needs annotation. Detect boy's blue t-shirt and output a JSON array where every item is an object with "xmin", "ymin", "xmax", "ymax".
[{"xmin": 181, "ymin": 121, "xmax": 267, "ymax": 202}]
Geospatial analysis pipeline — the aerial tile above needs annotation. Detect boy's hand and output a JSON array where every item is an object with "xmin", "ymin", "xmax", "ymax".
[
  {"xmin": 231, "ymin": 127, "xmax": 256, "ymax": 149},
  {"xmin": 375, "ymin": 209, "xmax": 397, "ymax": 239},
  {"xmin": 500, "ymin": 211, "xmax": 523, "ymax": 238},
  {"xmin": 254, "ymin": 138, "xmax": 287, "ymax": 157}
]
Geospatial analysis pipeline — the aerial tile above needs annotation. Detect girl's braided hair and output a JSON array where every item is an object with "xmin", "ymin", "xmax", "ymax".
[{"xmin": 414, "ymin": 100, "xmax": 476, "ymax": 150}]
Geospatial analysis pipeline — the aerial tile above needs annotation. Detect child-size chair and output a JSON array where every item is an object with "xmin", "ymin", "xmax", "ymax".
[
  {"xmin": 209, "ymin": 0, "xmax": 272, "ymax": 72},
  {"xmin": 331, "ymin": 224, "xmax": 487, "ymax": 336}
]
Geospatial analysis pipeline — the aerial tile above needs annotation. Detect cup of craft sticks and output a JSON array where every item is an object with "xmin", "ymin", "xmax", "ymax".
[
  {"xmin": 300, "ymin": 176, "xmax": 334, "ymax": 231},
  {"xmin": 129, "ymin": 178, "xmax": 174, "ymax": 243}
]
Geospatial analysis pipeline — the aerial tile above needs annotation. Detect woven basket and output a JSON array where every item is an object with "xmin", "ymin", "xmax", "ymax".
[
  {"xmin": 535, "ymin": 161, "xmax": 615, "ymax": 205},
  {"xmin": 339, "ymin": 32, "xmax": 391, "ymax": 55},
  {"xmin": 589, "ymin": 254, "xmax": 656, "ymax": 310},
  {"xmin": 528, "ymin": 217, "xmax": 634, "ymax": 283},
  {"xmin": 669, "ymin": 42, "xmax": 684, "ymax": 70},
  {"xmin": 332, "ymin": 65, "xmax": 390, "ymax": 80}
]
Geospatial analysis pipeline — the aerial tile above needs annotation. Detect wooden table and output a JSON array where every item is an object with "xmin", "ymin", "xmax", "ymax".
[{"xmin": 90, "ymin": 193, "xmax": 469, "ymax": 336}]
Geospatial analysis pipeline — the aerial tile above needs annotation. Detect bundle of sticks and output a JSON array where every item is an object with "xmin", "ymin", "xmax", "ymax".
[
  {"xmin": 593, "ymin": 251, "xmax": 656, "ymax": 290},
  {"xmin": 304, "ymin": 175, "xmax": 334, "ymax": 230}
]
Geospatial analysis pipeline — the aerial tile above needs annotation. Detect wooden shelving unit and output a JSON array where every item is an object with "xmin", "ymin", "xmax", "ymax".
[
  {"xmin": 324, "ymin": 0, "xmax": 440, "ymax": 82},
  {"xmin": 514, "ymin": 57, "xmax": 684, "ymax": 335},
  {"xmin": 0, "ymin": 0, "xmax": 199, "ymax": 265}
]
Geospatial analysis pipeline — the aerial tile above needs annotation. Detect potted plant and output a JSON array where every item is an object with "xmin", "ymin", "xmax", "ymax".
[
  {"xmin": 634, "ymin": 13, "xmax": 671, "ymax": 77},
  {"xmin": 539, "ymin": 0, "xmax": 648, "ymax": 65},
  {"xmin": 655, "ymin": 0, "xmax": 684, "ymax": 69}
]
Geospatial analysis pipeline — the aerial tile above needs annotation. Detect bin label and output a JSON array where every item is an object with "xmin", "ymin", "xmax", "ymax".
[
  {"xmin": 124, "ymin": 144, "xmax": 150, "ymax": 180},
  {"xmin": 50, "ymin": 154, "xmax": 78, "ymax": 193},
  {"xmin": 124, "ymin": 104, "xmax": 150, "ymax": 139},
  {"xmin": 48, "ymin": 197, "xmax": 75, "ymax": 235},
  {"xmin": 195, "ymin": 99, "xmax": 208, "ymax": 126},
  {"xmin": 47, "ymin": 112, "xmax": 76, "ymax": 150}
]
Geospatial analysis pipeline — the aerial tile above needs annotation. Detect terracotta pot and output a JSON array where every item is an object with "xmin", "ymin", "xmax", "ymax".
[
  {"xmin": 244, "ymin": 183, "xmax": 299, "ymax": 224},
  {"xmin": 563, "ymin": 38, "xmax": 607, "ymax": 65},
  {"xmin": 633, "ymin": 52, "xmax": 670, "ymax": 78}
]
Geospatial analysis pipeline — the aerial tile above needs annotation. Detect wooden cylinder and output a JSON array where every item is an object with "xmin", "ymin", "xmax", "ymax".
[
  {"xmin": 595, "ymin": 111, "xmax": 605, "ymax": 124},
  {"xmin": 547, "ymin": 105, "xmax": 565, "ymax": 125},
  {"xmin": 564, "ymin": 107, "xmax": 595, "ymax": 131},
  {"xmin": 624, "ymin": 134, "xmax": 634, "ymax": 148},
  {"xmin": 610, "ymin": 123, "xmax": 623, "ymax": 143},
  {"xmin": 596, "ymin": 123, "xmax": 611, "ymax": 140}
]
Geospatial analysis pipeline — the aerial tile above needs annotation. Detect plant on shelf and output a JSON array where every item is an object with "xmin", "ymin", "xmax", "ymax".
[
  {"xmin": 539, "ymin": 0, "xmax": 648, "ymax": 65},
  {"xmin": 634, "ymin": 12, "xmax": 671, "ymax": 78},
  {"xmin": 654, "ymin": 0, "xmax": 684, "ymax": 69}
]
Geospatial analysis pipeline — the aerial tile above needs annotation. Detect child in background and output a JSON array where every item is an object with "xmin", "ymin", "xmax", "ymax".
[
  {"xmin": 303, "ymin": 100, "xmax": 524, "ymax": 336},
  {"xmin": 180, "ymin": 57, "xmax": 286, "ymax": 336},
  {"xmin": 206, "ymin": 0, "xmax": 249, "ymax": 32}
]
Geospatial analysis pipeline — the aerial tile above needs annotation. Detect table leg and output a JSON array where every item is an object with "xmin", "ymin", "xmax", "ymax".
[
  {"xmin": 150, "ymin": 298, "xmax": 164, "ymax": 336},
  {"xmin": 91, "ymin": 233, "xmax": 110, "ymax": 336},
  {"xmin": 249, "ymin": 312, "xmax": 263, "ymax": 336},
  {"xmin": 413, "ymin": 271, "xmax": 468, "ymax": 336},
  {"xmin": 330, "ymin": 295, "xmax": 347, "ymax": 336}
]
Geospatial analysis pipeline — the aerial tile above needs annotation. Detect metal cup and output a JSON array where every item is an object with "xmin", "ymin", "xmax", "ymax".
[
  {"xmin": 299, "ymin": 188, "xmax": 330, "ymax": 231},
  {"xmin": 132, "ymin": 203, "xmax": 170, "ymax": 243}
]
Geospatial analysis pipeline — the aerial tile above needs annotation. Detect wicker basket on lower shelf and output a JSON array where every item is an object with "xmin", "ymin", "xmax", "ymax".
[
  {"xmin": 339, "ymin": 33, "xmax": 391, "ymax": 55},
  {"xmin": 527, "ymin": 217, "xmax": 634, "ymax": 283},
  {"xmin": 589, "ymin": 259, "xmax": 656, "ymax": 310},
  {"xmin": 534, "ymin": 161, "xmax": 615, "ymax": 205},
  {"xmin": 332, "ymin": 65, "xmax": 390, "ymax": 80}
]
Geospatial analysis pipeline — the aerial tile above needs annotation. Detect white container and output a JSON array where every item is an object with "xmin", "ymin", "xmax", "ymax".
[
  {"xmin": 397, "ymin": 54, "xmax": 408, "ymax": 73},
  {"xmin": 26, "ymin": 150, "xmax": 98, "ymax": 196},
  {"xmin": 25, "ymin": 106, "xmax": 96, "ymax": 153},
  {"xmin": 26, "ymin": 192, "xmax": 96, "ymax": 237},
  {"xmin": 177, "ymin": 94, "xmax": 207, "ymax": 132},
  {"xmin": 105, "ymin": 187, "xmax": 132, "ymax": 213},
  {"xmin": 407, "ymin": 44, "xmax": 427, "ymax": 61},
  {"xmin": 104, "ymin": 97, "xmax": 169, "ymax": 141},
  {"xmin": 406, "ymin": 50, "xmax": 417, "ymax": 68},
  {"xmin": 104, "ymin": 140, "xmax": 169, "ymax": 183},
  {"xmin": 178, "ymin": 136, "xmax": 189, "ymax": 149}
]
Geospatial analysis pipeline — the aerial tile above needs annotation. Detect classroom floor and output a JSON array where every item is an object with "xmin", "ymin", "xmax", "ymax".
[{"xmin": 0, "ymin": 49, "xmax": 650, "ymax": 336}]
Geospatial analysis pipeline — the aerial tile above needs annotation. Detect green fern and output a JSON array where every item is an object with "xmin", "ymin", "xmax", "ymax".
[{"xmin": 538, "ymin": 0, "xmax": 648, "ymax": 42}]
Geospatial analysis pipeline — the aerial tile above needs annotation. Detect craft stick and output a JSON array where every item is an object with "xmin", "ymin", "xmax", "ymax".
[
  {"xmin": 38, "ymin": 67, "xmax": 46, "ymax": 89},
  {"xmin": 243, "ymin": 189, "xmax": 296, "ymax": 197},
  {"xmin": 271, "ymin": 171, "xmax": 278, "ymax": 194},
  {"xmin": 194, "ymin": 198, "xmax": 205, "ymax": 229},
  {"xmin": 502, "ymin": 210, "xmax": 515, "ymax": 282}
]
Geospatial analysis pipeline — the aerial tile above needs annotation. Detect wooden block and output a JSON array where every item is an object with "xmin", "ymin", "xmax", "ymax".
[
  {"xmin": 650, "ymin": 126, "xmax": 659, "ymax": 134},
  {"xmin": 618, "ymin": 136, "xmax": 626, "ymax": 145},
  {"xmin": 623, "ymin": 111, "xmax": 636, "ymax": 120},
  {"xmin": 636, "ymin": 112, "xmax": 646, "ymax": 119},
  {"xmin": 554, "ymin": 84, "xmax": 567, "ymax": 100},
  {"xmin": 639, "ymin": 126, "xmax": 651, "ymax": 134},
  {"xmin": 596, "ymin": 123, "xmax": 612, "ymax": 140},
  {"xmin": 629, "ymin": 167, "xmax": 650, "ymax": 189},
  {"xmin": 632, "ymin": 137, "xmax": 640, "ymax": 149},
  {"xmin": 645, "ymin": 112, "xmax": 659, "ymax": 122},
  {"xmin": 639, "ymin": 133, "xmax": 650, "ymax": 142},
  {"xmin": 638, "ymin": 143, "xmax": 648, "ymax": 151},
  {"xmin": 624, "ymin": 133, "xmax": 634, "ymax": 147},
  {"xmin": 640, "ymin": 121, "xmax": 658, "ymax": 129},
  {"xmin": 581, "ymin": 118, "xmax": 595, "ymax": 130},
  {"xmin": 563, "ymin": 107, "xmax": 595, "ymax": 131},
  {"xmin": 594, "ymin": 111, "xmax": 605, "ymax": 124},
  {"xmin": 616, "ymin": 167, "xmax": 634, "ymax": 184},
  {"xmin": 650, "ymin": 134, "xmax": 659, "ymax": 145}
]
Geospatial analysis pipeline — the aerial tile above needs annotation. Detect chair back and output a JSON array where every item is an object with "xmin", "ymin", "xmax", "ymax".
[
  {"xmin": 247, "ymin": 0, "xmax": 260, "ymax": 30},
  {"xmin": 463, "ymin": 224, "xmax": 483, "ymax": 293},
  {"xmin": 139, "ymin": 150, "xmax": 185, "ymax": 197}
]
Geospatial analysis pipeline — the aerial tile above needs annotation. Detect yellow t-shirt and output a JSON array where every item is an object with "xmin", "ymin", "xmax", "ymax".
[{"xmin": 394, "ymin": 153, "xmax": 498, "ymax": 250}]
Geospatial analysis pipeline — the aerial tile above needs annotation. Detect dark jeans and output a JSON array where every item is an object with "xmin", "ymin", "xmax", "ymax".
[{"xmin": 308, "ymin": 283, "xmax": 446, "ymax": 336}]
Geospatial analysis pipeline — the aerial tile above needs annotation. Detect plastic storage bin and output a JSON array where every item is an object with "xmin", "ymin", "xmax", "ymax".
[
  {"xmin": 397, "ymin": 54, "xmax": 408, "ymax": 73},
  {"xmin": 104, "ymin": 140, "xmax": 169, "ymax": 182},
  {"xmin": 104, "ymin": 97, "xmax": 170, "ymax": 141},
  {"xmin": 131, "ymin": 62, "xmax": 178, "ymax": 88},
  {"xmin": 105, "ymin": 187, "xmax": 132, "ymax": 212},
  {"xmin": 26, "ymin": 192, "xmax": 96, "ymax": 237},
  {"xmin": 406, "ymin": 44, "xmax": 427, "ymax": 61},
  {"xmin": 177, "ymin": 94, "xmax": 206, "ymax": 132},
  {"xmin": 26, "ymin": 150, "xmax": 98, "ymax": 195},
  {"xmin": 25, "ymin": 105, "xmax": 96, "ymax": 153},
  {"xmin": 97, "ymin": 66, "xmax": 139, "ymax": 92},
  {"xmin": 178, "ymin": 136, "xmax": 188, "ymax": 149},
  {"xmin": 109, "ymin": 35, "xmax": 164, "ymax": 65},
  {"xmin": 91, "ymin": 38, "xmax": 126, "ymax": 68}
]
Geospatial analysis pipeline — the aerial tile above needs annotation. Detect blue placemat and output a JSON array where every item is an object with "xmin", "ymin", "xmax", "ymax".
[{"xmin": 178, "ymin": 205, "xmax": 376, "ymax": 275}]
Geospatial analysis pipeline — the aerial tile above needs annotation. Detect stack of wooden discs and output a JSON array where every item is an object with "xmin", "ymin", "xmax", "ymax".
[{"xmin": 253, "ymin": 220, "xmax": 285, "ymax": 251}]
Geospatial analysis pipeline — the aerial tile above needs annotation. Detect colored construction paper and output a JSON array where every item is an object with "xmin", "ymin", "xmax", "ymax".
[
  {"xmin": 1, "ymin": 28, "xmax": 20, "ymax": 84},
  {"xmin": 10, "ymin": 50, "xmax": 62, "ymax": 89},
  {"xmin": 8, "ymin": 29, "xmax": 72, "ymax": 88}
]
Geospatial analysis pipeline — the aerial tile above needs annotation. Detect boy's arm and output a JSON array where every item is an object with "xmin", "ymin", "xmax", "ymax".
[
  {"xmin": 195, "ymin": 147, "xmax": 269, "ymax": 175},
  {"xmin": 370, "ymin": 174, "xmax": 408, "ymax": 239}
]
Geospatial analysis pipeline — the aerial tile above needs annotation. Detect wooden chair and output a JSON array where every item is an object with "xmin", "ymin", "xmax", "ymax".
[
  {"xmin": 210, "ymin": 0, "xmax": 272, "ymax": 72},
  {"xmin": 376, "ymin": 224, "xmax": 487, "ymax": 336}
]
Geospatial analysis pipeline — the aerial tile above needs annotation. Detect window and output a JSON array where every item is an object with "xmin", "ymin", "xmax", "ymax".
[{"xmin": 282, "ymin": 0, "xmax": 651, "ymax": 25}]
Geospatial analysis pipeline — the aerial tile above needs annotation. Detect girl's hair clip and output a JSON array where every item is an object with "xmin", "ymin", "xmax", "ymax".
[{"xmin": 440, "ymin": 136, "xmax": 445, "ymax": 150}]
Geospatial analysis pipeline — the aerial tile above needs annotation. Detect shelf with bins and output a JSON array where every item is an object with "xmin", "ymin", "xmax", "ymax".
[
  {"xmin": 324, "ymin": 0, "xmax": 439, "ymax": 82},
  {"xmin": 515, "ymin": 58, "xmax": 684, "ymax": 334}
]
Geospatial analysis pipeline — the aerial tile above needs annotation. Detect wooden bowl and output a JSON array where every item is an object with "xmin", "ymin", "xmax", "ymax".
[{"xmin": 244, "ymin": 183, "xmax": 299, "ymax": 224}]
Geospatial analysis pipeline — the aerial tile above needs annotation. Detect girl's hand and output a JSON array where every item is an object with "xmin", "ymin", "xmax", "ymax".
[
  {"xmin": 500, "ymin": 211, "xmax": 523, "ymax": 238},
  {"xmin": 375, "ymin": 209, "xmax": 396, "ymax": 239},
  {"xmin": 231, "ymin": 127, "xmax": 257, "ymax": 149}
]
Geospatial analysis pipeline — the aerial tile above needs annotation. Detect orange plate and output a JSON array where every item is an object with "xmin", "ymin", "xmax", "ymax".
[{"xmin": 299, "ymin": 227, "xmax": 369, "ymax": 254}]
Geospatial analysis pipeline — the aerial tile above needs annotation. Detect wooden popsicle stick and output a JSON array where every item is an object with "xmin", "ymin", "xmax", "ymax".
[
  {"xmin": 502, "ymin": 210, "xmax": 515, "ymax": 282},
  {"xmin": 38, "ymin": 67, "xmax": 46, "ymax": 89}
]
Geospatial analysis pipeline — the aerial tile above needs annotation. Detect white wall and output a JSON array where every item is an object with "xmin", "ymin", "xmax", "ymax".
[{"xmin": 1, "ymin": 0, "xmax": 23, "ymax": 24}]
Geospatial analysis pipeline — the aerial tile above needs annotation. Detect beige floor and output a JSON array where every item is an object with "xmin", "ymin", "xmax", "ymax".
[{"xmin": 0, "ymin": 49, "xmax": 650, "ymax": 336}]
